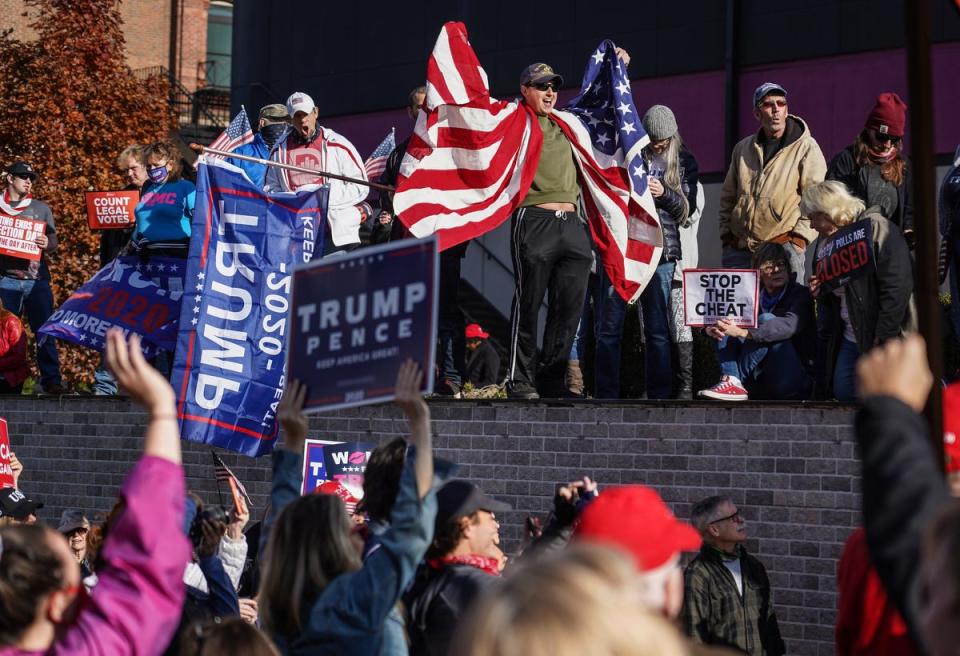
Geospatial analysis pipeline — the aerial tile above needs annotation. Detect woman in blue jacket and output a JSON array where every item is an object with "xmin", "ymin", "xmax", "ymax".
[
  {"xmin": 134, "ymin": 140, "xmax": 195, "ymax": 252},
  {"xmin": 259, "ymin": 363, "xmax": 451, "ymax": 655}
]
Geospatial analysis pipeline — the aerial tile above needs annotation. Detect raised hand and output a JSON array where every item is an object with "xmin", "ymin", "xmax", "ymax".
[
  {"xmin": 105, "ymin": 330, "xmax": 175, "ymax": 416},
  {"xmin": 856, "ymin": 334, "xmax": 933, "ymax": 413},
  {"xmin": 277, "ymin": 379, "xmax": 309, "ymax": 454}
]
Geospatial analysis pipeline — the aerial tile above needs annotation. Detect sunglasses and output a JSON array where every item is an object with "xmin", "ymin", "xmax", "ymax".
[
  {"xmin": 760, "ymin": 99, "xmax": 787, "ymax": 110},
  {"xmin": 12, "ymin": 174, "xmax": 33, "ymax": 181},
  {"xmin": 709, "ymin": 510, "xmax": 743, "ymax": 524},
  {"xmin": 759, "ymin": 262, "xmax": 788, "ymax": 274},
  {"xmin": 872, "ymin": 130, "xmax": 902, "ymax": 145},
  {"xmin": 527, "ymin": 82, "xmax": 558, "ymax": 92}
]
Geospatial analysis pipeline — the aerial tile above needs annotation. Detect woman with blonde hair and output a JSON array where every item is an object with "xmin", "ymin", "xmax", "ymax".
[
  {"xmin": 803, "ymin": 180, "xmax": 913, "ymax": 402},
  {"xmin": 453, "ymin": 545, "xmax": 688, "ymax": 656}
]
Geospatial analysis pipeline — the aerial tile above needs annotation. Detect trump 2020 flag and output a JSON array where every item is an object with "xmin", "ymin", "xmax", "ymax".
[
  {"xmin": 172, "ymin": 158, "xmax": 327, "ymax": 457},
  {"xmin": 39, "ymin": 256, "xmax": 183, "ymax": 356}
]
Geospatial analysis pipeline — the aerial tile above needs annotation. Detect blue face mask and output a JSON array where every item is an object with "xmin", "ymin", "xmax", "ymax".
[{"xmin": 148, "ymin": 165, "xmax": 169, "ymax": 184}]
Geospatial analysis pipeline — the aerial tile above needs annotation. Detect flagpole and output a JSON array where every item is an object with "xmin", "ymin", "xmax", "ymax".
[
  {"xmin": 210, "ymin": 450, "xmax": 226, "ymax": 509},
  {"xmin": 189, "ymin": 143, "xmax": 396, "ymax": 193}
]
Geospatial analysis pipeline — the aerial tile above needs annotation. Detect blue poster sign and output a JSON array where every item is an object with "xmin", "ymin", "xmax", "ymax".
[
  {"xmin": 172, "ymin": 159, "xmax": 327, "ymax": 457},
  {"xmin": 287, "ymin": 237, "xmax": 438, "ymax": 413},
  {"xmin": 301, "ymin": 439, "xmax": 377, "ymax": 496},
  {"xmin": 39, "ymin": 256, "xmax": 183, "ymax": 356}
]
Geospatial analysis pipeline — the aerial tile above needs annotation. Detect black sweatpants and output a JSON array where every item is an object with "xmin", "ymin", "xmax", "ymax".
[{"xmin": 507, "ymin": 206, "xmax": 592, "ymax": 394}]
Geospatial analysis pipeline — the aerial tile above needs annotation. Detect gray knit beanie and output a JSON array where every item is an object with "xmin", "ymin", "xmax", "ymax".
[{"xmin": 642, "ymin": 105, "xmax": 678, "ymax": 141}]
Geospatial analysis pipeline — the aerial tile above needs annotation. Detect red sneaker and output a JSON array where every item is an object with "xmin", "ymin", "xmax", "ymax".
[{"xmin": 698, "ymin": 376, "xmax": 748, "ymax": 401}]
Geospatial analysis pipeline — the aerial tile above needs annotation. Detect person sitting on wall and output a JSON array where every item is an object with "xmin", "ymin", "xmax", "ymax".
[
  {"xmin": 699, "ymin": 242, "xmax": 814, "ymax": 401},
  {"xmin": 464, "ymin": 323, "xmax": 500, "ymax": 389}
]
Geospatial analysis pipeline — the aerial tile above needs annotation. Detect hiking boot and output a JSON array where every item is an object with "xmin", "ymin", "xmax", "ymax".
[
  {"xmin": 434, "ymin": 379, "xmax": 462, "ymax": 399},
  {"xmin": 507, "ymin": 382, "xmax": 540, "ymax": 400},
  {"xmin": 698, "ymin": 376, "xmax": 748, "ymax": 401}
]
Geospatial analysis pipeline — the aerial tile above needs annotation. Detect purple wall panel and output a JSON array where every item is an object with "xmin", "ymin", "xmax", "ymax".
[{"xmin": 321, "ymin": 44, "xmax": 960, "ymax": 175}]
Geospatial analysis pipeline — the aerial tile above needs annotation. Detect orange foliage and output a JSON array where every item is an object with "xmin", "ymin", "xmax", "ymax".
[{"xmin": 0, "ymin": 0, "xmax": 177, "ymax": 387}]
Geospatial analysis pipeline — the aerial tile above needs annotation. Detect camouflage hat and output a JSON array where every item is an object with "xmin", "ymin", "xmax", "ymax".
[
  {"xmin": 259, "ymin": 103, "xmax": 289, "ymax": 121},
  {"xmin": 520, "ymin": 63, "xmax": 564, "ymax": 87}
]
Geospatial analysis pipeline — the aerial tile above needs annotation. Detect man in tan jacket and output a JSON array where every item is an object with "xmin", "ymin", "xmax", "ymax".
[{"xmin": 718, "ymin": 83, "xmax": 826, "ymax": 283}]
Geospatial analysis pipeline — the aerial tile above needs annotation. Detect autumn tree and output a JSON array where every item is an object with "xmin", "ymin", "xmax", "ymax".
[{"xmin": 0, "ymin": 0, "xmax": 176, "ymax": 387}]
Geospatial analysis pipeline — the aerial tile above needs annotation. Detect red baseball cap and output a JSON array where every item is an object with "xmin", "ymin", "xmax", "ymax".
[
  {"xmin": 314, "ymin": 480, "xmax": 360, "ymax": 514},
  {"xmin": 465, "ymin": 323, "xmax": 489, "ymax": 339},
  {"xmin": 574, "ymin": 486, "xmax": 701, "ymax": 570},
  {"xmin": 943, "ymin": 383, "xmax": 960, "ymax": 473}
]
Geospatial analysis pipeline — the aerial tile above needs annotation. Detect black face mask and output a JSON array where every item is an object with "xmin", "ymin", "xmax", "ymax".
[{"xmin": 260, "ymin": 123, "xmax": 288, "ymax": 149}]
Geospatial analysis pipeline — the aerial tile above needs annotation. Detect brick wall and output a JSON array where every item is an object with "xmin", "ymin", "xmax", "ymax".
[
  {"xmin": 120, "ymin": 0, "xmax": 172, "ymax": 72},
  {"xmin": 3, "ymin": 397, "xmax": 859, "ymax": 656}
]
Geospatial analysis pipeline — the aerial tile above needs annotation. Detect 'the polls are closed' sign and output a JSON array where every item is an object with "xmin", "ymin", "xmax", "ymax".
[{"xmin": 683, "ymin": 269, "xmax": 759, "ymax": 328}]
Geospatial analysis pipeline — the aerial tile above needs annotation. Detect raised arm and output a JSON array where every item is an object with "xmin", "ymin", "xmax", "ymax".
[{"xmin": 393, "ymin": 359, "xmax": 433, "ymax": 498}]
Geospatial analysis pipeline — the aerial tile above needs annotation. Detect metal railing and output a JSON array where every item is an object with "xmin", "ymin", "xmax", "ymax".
[{"xmin": 133, "ymin": 66, "xmax": 229, "ymax": 130}]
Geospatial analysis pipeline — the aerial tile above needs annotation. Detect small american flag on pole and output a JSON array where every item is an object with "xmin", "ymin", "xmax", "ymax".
[
  {"xmin": 364, "ymin": 128, "xmax": 396, "ymax": 180},
  {"xmin": 211, "ymin": 450, "xmax": 253, "ymax": 510},
  {"xmin": 207, "ymin": 107, "xmax": 255, "ymax": 158}
]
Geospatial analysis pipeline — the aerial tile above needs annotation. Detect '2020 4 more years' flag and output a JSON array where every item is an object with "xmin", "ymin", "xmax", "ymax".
[
  {"xmin": 39, "ymin": 255, "xmax": 184, "ymax": 357},
  {"xmin": 172, "ymin": 159, "xmax": 327, "ymax": 457}
]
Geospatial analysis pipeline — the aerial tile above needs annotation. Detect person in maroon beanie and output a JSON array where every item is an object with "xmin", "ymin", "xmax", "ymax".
[{"xmin": 827, "ymin": 92, "xmax": 913, "ymax": 245}]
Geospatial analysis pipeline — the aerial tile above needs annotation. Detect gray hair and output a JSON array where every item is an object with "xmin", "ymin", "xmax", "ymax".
[{"xmin": 690, "ymin": 495, "xmax": 735, "ymax": 533}]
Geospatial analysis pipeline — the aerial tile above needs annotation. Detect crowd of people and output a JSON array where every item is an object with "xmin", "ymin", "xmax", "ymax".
[
  {"xmin": 1, "ymin": 48, "xmax": 957, "ymax": 403},
  {"xmin": 1, "ymin": 44, "xmax": 959, "ymax": 655},
  {"xmin": 2, "ymin": 328, "xmax": 959, "ymax": 655}
]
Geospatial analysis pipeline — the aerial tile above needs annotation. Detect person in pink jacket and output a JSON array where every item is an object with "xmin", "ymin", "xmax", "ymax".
[{"xmin": 0, "ymin": 330, "xmax": 191, "ymax": 655}]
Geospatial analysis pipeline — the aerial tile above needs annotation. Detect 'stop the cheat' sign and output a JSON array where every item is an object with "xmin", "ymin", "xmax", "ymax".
[
  {"xmin": 287, "ymin": 237, "xmax": 439, "ymax": 413},
  {"xmin": 682, "ymin": 269, "xmax": 760, "ymax": 328}
]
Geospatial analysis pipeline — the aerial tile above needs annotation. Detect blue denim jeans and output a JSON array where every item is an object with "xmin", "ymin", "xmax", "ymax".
[
  {"xmin": 716, "ymin": 312, "xmax": 811, "ymax": 400},
  {"xmin": 639, "ymin": 261, "xmax": 676, "ymax": 399},
  {"xmin": 93, "ymin": 358, "xmax": 118, "ymax": 395},
  {"xmin": 571, "ymin": 266, "xmax": 627, "ymax": 398},
  {"xmin": 833, "ymin": 338, "xmax": 860, "ymax": 403},
  {"xmin": 0, "ymin": 277, "xmax": 61, "ymax": 387}
]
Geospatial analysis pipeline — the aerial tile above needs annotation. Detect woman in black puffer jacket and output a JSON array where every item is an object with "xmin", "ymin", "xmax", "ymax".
[
  {"xmin": 827, "ymin": 92, "xmax": 913, "ymax": 246},
  {"xmin": 638, "ymin": 105, "xmax": 700, "ymax": 399}
]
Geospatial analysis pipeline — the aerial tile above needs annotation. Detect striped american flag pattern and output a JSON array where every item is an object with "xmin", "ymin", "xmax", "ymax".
[
  {"xmin": 392, "ymin": 21, "xmax": 662, "ymax": 302},
  {"xmin": 364, "ymin": 128, "xmax": 396, "ymax": 179},
  {"xmin": 207, "ymin": 108, "xmax": 255, "ymax": 158},
  {"xmin": 211, "ymin": 451, "xmax": 253, "ymax": 509}
]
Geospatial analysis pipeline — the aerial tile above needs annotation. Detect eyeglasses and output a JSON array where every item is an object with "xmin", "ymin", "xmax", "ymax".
[
  {"xmin": 709, "ymin": 510, "xmax": 743, "ymax": 524},
  {"xmin": 759, "ymin": 262, "xmax": 787, "ymax": 274},
  {"xmin": 12, "ymin": 174, "xmax": 33, "ymax": 181},
  {"xmin": 760, "ymin": 99, "xmax": 787, "ymax": 110},
  {"xmin": 872, "ymin": 130, "xmax": 902, "ymax": 146},
  {"xmin": 527, "ymin": 82, "xmax": 558, "ymax": 92}
]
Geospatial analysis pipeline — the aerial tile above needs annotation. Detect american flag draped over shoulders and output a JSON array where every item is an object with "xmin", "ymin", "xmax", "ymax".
[
  {"xmin": 393, "ymin": 22, "xmax": 661, "ymax": 302},
  {"xmin": 207, "ymin": 107, "xmax": 255, "ymax": 157},
  {"xmin": 365, "ymin": 128, "xmax": 396, "ymax": 179}
]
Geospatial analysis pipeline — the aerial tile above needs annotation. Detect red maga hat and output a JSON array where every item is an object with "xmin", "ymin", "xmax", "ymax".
[
  {"xmin": 574, "ymin": 485, "xmax": 701, "ymax": 570},
  {"xmin": 943, "ymin": 383, "xmax": 960, "ymax": 474},
  {"xmin": 465, "ymin": 323, "xmax": 489, "ymax": 339}
]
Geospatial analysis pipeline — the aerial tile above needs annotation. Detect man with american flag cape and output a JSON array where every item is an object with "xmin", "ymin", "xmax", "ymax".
[{"xmin": 393, "ymin": 22, "xmax": 661, "ymax": 399}]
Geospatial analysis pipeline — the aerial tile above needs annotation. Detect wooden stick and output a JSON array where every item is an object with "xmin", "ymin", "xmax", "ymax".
[{"xmin": 188, "ymin": 143, "xmax": 396, "ymax": 193}]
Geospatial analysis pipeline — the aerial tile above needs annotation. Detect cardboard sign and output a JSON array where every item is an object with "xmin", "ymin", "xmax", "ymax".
[
  {"xmin": 287, "ymin": 237, "xmax": 438, "ymax": 413},
  {"xmin": 0, "ymin": 418, "xmax": 14, "ymax": 489},
  {"xmin": 85, "ymin": 190, "xmax": 139, "ymax": 230},
  {"xmin": 301, "ymin": 439, "xmax": 376, "ymax": 498},
  {"xmin": 813, "ymin": 221, "xmax": 875, "ymax": 294},
  {"xmin": 0, "ymin": 213, "xmax": 45, "ymax": 261},
  {"xmin": 683, "ymin": 269, "xmax": 760, "ymax": 327}
]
